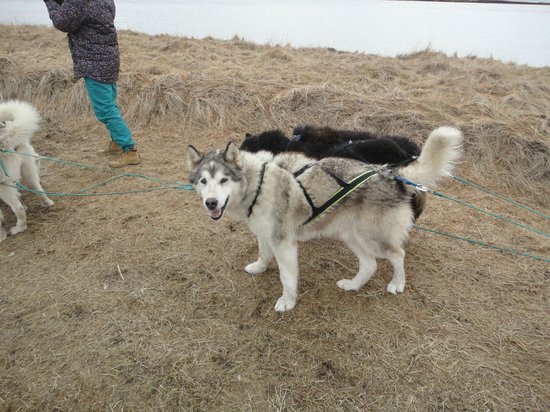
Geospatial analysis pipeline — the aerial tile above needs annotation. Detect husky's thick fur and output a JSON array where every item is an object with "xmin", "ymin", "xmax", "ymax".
[
  {"xmin": 188, "ymin": 127, "xmax": 462, "ymax": 311},
  {"xmin": 0, "ymin": 100, "xmax": 54, "ymax": 242}
]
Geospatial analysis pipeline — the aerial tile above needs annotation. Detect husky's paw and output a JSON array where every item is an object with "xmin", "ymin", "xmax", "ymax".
[
  {"xmin": 274, "ymin": 296, "xmax": 296, "ymax": 312},
  {"xmin": 41, "ymin": 198, "xmax": 54, "ymax": 208},
  {"xmin": 387, "ymin": 280, "xmax": 405, "ymax": 295},
  {"xmin": 336, "ymin": 278, "xmax": 362, "ymax": 291},
  {"xmin": 245, "ymin": 261, "xmax": 267, "ymax": 275},
  {"xmin": 10, "ymin": 224, "xmax": 27, "ymax": 236},
  {"xmin": 0, "ymin": 227, "xmax": 7, "ymax": 242}
]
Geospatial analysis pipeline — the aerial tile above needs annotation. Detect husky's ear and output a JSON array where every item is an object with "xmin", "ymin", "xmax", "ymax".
[
  {"xmin": 187, "ymin": 145, "xmax": 203, "ymax": 170},
  {"xmin": 224, "ymin": 141, "xmax": 242, "ymax": 168},
  {"xmin": 245, "ymin": 133, "xmax": 251, "ymax": 139}
]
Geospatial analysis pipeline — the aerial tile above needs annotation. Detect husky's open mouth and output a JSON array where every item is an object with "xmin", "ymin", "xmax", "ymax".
[{"xmin": 209, "ymin": 196, "xmax": 229, "ymax": 220}]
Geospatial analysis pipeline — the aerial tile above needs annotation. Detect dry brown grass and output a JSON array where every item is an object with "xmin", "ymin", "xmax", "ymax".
[{"xmin": 0, "ymin": 25, "xmax": 549, "ymax": 411}]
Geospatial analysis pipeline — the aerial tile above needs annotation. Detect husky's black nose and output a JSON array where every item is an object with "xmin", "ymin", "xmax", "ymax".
[{"xmin": 205, "ymin": 198, "xmax": 218, "ymax": 210}]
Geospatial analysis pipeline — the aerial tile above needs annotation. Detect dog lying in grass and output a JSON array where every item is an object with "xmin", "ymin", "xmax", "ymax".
[{"xmin": 240, "ymin": 125, "xmax": 420, "ymax": 165}]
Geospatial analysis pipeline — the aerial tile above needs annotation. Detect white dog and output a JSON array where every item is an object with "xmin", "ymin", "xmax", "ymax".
[
  {"xmin": 0, "ymin": 100, "xmax": 54, "ymax": 242},
  {"xmin": 187, "ymin": 126, "xmax": 462, "ymax": 311}
]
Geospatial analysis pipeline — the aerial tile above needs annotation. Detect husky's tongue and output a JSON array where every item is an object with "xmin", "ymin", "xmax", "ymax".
[
  {"xmin": 209, "ymin": 197, "xmax": 228, "ymax": 220},
  {"xmin": 210, "ymin": 209, "xmax": 223, "ymax": 220}
]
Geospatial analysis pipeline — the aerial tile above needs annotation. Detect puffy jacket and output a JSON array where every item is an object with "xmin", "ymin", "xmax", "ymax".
[{"xmin": 44, "ymin": 0, "xmax": 120, "ymax": 83}]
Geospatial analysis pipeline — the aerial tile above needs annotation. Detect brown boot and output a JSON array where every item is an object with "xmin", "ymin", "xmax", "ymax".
[
  {"xmin": 109, "ymin": 149, "xmax": 141, "ymax": 168},
  {"xmin": 105, "ymin": 140, "xmax": 122, "ymax": 154}
]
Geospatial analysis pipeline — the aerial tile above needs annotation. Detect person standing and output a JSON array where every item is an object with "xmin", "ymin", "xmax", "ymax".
[{"xmin": 44, "ymin": 0, "xmax": 141, "ymax": 168}]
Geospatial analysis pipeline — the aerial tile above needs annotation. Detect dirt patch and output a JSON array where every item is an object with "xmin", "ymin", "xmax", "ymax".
[{"xmin": 1, "ymin": 25, "xmax": 549, "ymax": 410}]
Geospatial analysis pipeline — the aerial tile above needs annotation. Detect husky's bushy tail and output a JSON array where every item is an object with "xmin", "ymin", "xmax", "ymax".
[
  {"xmin": 0, "ymin": 100, "xmax": 42, "ymax": 148},
  {"xmin": 399, "ymin": 126, "xmax": 462, "ymax": 188}
]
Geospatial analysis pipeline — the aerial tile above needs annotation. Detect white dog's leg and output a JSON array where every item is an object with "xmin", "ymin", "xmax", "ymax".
[
  {"xmin": 21, "ymin": 158, "xmax": 54, "ymax": 207},
  {"xmin": 337, "ymin": 234, "xmax": 377, "ymax": 291},
  {"xmin": 245, "ymin": 236, "xmax": 273, "ymax": 275},
  {"xmin": 0, "ymin": 187, "xmax": 27, "ymax": 235},
  {"xmin": 271, "ymin": 240, "xmax": 299, "ymax": 312},
  {"xmin": 385, "ymin": 247, "xmax": 406, "ymax": 294},
  {"xmin": 0, "ymin": 210, "xmax": 6, "ymax": 242}
]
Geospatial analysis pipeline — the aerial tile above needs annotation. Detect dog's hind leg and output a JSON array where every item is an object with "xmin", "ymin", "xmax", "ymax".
[
  {"xmin": 0, "ymin": 186, "xmax": 27, "ymax": 235},
  {"xmin": 0, "ymin": 209, "xmax": 6, "ymax": 242},
  {"xmin": 337, "ymin": 232, "xmax": 377, "ymax": 291},
  {"xmin": 21, "ymin": 158, "xmax": 54, "ymax": 207},
  {"xmin": 271, "ymin": 239, "xmax": 299, "ymax": 312},
  {"xmin": 245, "ymin": 236, "xmax": 274, "ymax": 275},
  {"xmin": 385, "ymin": 246, "xmax": 406, "ymax": 294}
]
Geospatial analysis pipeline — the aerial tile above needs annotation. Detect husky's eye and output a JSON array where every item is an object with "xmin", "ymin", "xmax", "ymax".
[
  {"xmin": 220, "ymin": 177, "xmax": 228, "ymax": 184},
  {"xmin": 200, "ymin": 178, "xmax": 207, "ymax": 184}
]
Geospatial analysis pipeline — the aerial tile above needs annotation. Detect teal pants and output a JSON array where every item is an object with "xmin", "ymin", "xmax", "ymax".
[{"xmin": 84, "ymin": 78, "xmax": 134, "ymax": 152}]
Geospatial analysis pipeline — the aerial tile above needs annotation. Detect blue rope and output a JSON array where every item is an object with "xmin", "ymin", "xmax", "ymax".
[
  {"xmin": 450, "ymin": 174, "xmax": 549, "ymax": 220},
  {"xmin": 0, "ymin": 159, "xmax": 7, "ymax": 176},
  {"xmin": 0, "ymin": 149, "xmax": 193, "ymax": 195},
  {"xmin": 415, "ymin": 225, "xmax": 550, "ymax": 263},
  {"xmin": 5, "ymin": 181, "xmax": 189, "ymax": 197},
  {"xmin": 395, "ymin": 175, "xmax": 549, "ymax": 239},
  {"xmin": 429, "ymin": 190, "xmax": 549, "ymax": 238}
]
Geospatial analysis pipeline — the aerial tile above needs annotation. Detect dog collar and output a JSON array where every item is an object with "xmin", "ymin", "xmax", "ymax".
[{"xmin": 247, "ymin": 162, "xmax": 268, "ymax": 218}]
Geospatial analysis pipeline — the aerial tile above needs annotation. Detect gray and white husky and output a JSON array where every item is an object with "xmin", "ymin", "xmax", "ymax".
[
  {"xmin": 0, "ymin": 100, "xmax": 54, "ymax": 242},
  {"xmin": 187, "ymin": 126, "xmax": 462, "ymax": 311}
]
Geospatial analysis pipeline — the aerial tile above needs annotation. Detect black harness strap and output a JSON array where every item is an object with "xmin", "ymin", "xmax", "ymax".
[
  {"xmin": 293, "ymin": 163, "xmax": 378, "ymax": 225},
  {"xmin": 319, "ymin": 140, "xmax": 357, "ymax": 159},
  {"xmin": 303, "ymin": 169, "xmax": 378, "ymax": 224},
  {"xmin": 293, "ymin": 163, "xmax": 313, "ymax": 178},
  {"xmin": 247, "ymin": 162, "xmax": 268, "ymax": 217}
]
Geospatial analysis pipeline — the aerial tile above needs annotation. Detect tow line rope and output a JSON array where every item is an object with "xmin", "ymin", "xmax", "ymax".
[
  {"xmin": 1, "ymin": 149, "xmax": 548, "ymax": 262},
  {"xmin": 394, "ymin": 175, "xmax": 549, "ymax": 239},
  {"xmin": 393, "ymin": 175, "xmax": 549, "ymax": 262},
  {"xmin": 0, "ymin": 149, "xmax": 193, "ymax": 196},
  {"xmin": 415, "ymin": 225, "xmax": 549, "ymax": 263},
  {"xmin": 449, "ymin": 173, "xmax": 549, "ymax": 220}
]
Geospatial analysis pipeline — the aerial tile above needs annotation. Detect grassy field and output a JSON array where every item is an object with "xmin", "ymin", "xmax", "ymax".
[{"xmin": 1, "ymin": 24, "xmax": 549, "ymax": 411}]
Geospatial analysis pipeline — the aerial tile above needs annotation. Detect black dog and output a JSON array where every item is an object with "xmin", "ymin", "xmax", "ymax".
[
  {"xmin": 240, "ymin": 125, "xmax": 420, "ymax": 166},
  {"xmin": 290, "ymin": 125, "xmax": 420, "ymax": 166},
  {"xmin": 241, "ymin": 130, "xmax": 290, "ymax": 155},
  {"xmin": 240, "ymin": 125, "xmax": 425, "ymax": 219}
]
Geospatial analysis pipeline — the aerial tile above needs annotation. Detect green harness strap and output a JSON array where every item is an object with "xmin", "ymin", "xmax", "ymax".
[{"xmin": 297, "ymin": 167, "xmax": 378, "ymax": 225}]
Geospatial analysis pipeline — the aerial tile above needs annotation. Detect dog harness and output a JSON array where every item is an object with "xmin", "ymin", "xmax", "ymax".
[
  {"xmin": 247, "ymin": 162, "xmax": 268, "ymax": 218},
  {"xmin": 293, "ymin": 164, "xmax": 379, "ymax": 224},
  {"xmin": 245, "ymin": 160, "xmax": 379, "ymax": 224}
]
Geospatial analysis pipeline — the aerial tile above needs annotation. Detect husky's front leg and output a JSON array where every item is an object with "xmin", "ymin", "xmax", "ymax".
[
  {"xmin": 0, "ymin": 210, "xmax": 6, "ymax": 242},
  {"xmin": 271, "ymin": 239, "xmax": 299, "ymax": 312},
  {"xmin": 245, "ymin": 236, "xmax": 273, "ymax": 275},
  {"xmin": 0, "ymin": 186, "xmax": 27, "ymax": 235}
]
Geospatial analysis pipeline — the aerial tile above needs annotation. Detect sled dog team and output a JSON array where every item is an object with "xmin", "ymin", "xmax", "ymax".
[{"xmin": 0, "ymin": 99, "xmax": 462, "ymax": 311}]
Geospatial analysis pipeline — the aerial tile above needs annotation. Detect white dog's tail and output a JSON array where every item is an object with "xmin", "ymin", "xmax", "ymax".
[
  {"xmin": 0, "ymin": 100, "xmax": 42, "ymax": 148},
  {"xmin": 399, "ymin": 126, "xmax": 463, "ymax": 188}
]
